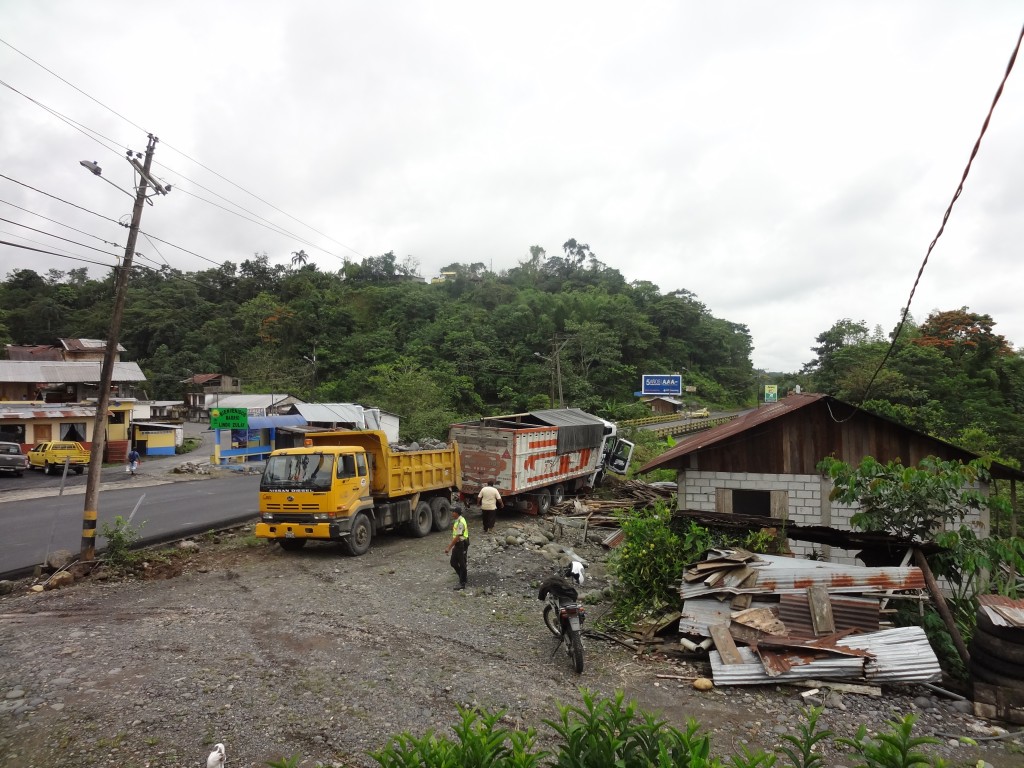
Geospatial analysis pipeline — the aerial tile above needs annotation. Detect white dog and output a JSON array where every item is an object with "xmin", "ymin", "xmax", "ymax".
[{"xmin": 206, "ymin": 742, "xmax": 226, "ymax": 768}]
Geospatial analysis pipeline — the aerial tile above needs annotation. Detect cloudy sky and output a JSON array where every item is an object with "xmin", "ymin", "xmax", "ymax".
[{"xmin": 1, "ymin": 2, "xmax": 1022, "ymax": 372}]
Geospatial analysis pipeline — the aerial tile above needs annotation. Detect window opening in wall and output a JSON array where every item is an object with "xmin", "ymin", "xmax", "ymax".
[{"xmin": 733, "ymin": 489, "xmax": 771, "ymax": 517}]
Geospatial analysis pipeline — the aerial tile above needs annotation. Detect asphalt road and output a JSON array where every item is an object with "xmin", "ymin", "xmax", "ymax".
[{"xmin": 0, "ymin": 472, "xmax": 261, "ymax": 578}]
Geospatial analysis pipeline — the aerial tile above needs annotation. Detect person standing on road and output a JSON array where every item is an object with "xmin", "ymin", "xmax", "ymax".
[
  {"xmin": 445, "ymin": 503, "xmax": 469, "ymax": 590},
  {"xmin": 477, "ymin": 479, "xmax": 503, "ymax": 533},
  {"xmin": 127, "ymin": 447, "xmax": 141, "ymax": 476}
]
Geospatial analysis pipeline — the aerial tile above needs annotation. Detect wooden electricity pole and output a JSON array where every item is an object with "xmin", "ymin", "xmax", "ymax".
[{"xmin": 80, "ymin": 135, "xmax": 161, "ymax": 562}]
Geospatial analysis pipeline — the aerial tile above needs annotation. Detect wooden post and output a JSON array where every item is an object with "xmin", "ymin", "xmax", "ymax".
[{"xmin": 913, "ymin": 547, "xmax": 970, "ymax": 668}]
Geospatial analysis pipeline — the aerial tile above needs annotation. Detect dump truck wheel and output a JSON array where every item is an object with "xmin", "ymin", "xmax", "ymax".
[
  {"xmin": 536, "ymin": 488, "xmax": 552, "ymax": 515},
  {"xmin": 279, "ymin": 539, "xmax": 307, "ymax": 551},
  {"xmin": 408, "ymin": 501, "xmax": 432, "ymax": 538},
  {"xmin": 73, "ymin": 467, "xmax": 84, "ymax": 475},
  {"xmin": 345, "ymin": 513, "xmax": 372, "ymax": 556},
  {"xmin": 551, "ymin": 485, "xmax": 565, "ymax": 505},
  {"xmin": 430, "ymin": 497, "xmax": 451, "ymax": 532}
]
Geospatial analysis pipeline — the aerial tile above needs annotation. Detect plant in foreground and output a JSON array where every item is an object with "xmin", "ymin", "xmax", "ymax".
[
  {"xmin": 99, "ymin": 514, "xmax": 144, "ymax": 570},
  {"xmin": 777, "ymin": 706, "xmax": 832, "ymax": 768},
  {"xmin": 838, "ymin": 713, "xmax": 947, "ymax": 768}
]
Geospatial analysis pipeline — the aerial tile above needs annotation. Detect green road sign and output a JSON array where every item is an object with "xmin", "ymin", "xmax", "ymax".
[{"xmin": 210, "ymin": 407, "xmax": 249, "ymax": 430}]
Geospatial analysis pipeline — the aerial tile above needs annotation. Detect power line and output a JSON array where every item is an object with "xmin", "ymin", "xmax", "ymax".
[
  {"xmin": 0, "ymin": 35, "xmax": 365, "ymax": 262},
  {"xmin": 843, "ymin": 21, "xmax": 1024, "ymax": 419},
  {"xmin": 0, "ymin": 237, "xmax": 118, "ymax": 270},
  {"xmin": 0, "ymin": 197, "xmax": 122, "ymax": 247},
  {"xmin": 0, "ymin": 216, "xmax": 124, "ymax": 259},
  {"xmin": 0, "ymin": 77, "xmax": 127, "ymax": 159},
  {"xmin": 0, "ymin": 173, "xmax": 121, "ymax": 224}
]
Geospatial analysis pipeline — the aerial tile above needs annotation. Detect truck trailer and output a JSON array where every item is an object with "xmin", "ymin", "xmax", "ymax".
[
  {"xmin": 254, "ymin": 430, "xmax": 460, "ymax": 556},
  {"xmin": 449, "ymin": 408, "xmax": 634, "ymax": 515}
]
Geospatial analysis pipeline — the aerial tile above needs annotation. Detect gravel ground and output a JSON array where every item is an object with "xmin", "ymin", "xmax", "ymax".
[{"xmin": 1, "ymin": 473, "xmax": 1022, "ymax": 767}]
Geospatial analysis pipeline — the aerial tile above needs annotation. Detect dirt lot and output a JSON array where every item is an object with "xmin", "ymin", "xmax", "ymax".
[{"xmin": 1, "ymin": 498, "xmax": 1021, "ymax": 768}]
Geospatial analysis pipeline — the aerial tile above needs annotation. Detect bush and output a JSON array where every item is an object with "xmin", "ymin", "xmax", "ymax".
[{"xmin": 99, "ymin": 515, "xmax": 144, "ymax": 570}]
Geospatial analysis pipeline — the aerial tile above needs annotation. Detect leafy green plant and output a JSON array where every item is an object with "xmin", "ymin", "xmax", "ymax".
[
  {"xmin": 265, "ymin": 757, "xmax": 301, "ymax": 768},
  {"xmin": 544, "ymin": 688, "xmax": 724, "ymax": 768},
  {"xmin": 371, "ymin": 705, "xmax": 544, "ymax": 768},
  {"xmin": 609, "ymin": 504, "xmax": 690, "ymax": 623},
  {"xmin": 837, "ymin": 714, "xmax": 946, "ymax": 768},
  {"xmin": 99, "ymin": 514, "xmax": 145, "ymax": 570},
  {"xmin": 777, "ymin": 707, "xmax": 832, "ymax": 768}
]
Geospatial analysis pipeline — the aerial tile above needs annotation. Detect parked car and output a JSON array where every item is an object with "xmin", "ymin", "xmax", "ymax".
[
  {"xmin": 687, "ymin": 407, "xmax": 710, "ymax": 418},
  {"xmin": 0, "ymin": 441, "xmax": 29, "ymax": 477},
  {"xmin": 27, "ymin": 441, "xmax": 91, "ymax": 475}
]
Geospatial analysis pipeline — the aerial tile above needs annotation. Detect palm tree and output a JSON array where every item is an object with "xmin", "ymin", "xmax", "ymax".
[{"xmin": 291, "ymin": 249, "xmax": 309, "ymax": 268}]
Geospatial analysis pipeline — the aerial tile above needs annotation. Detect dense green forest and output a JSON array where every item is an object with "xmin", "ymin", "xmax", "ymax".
[{"xmin": 2, "ymin": 242, "xmax": 1023, "ymax": 466}]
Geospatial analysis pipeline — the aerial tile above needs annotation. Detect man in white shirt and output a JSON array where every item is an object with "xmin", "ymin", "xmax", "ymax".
[{"xmin": 477, "ymin": 479, "xmax": 503, "ymax": 533}]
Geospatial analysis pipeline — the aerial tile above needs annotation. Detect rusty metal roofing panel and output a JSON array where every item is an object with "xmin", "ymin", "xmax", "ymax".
[
  {"xmin": 638, "ymin": 394, "xmax": 824, "ymax": 472},
  {"xmin": 978, "ymin": 594, "xmax": 1024, "ymax": 628},
  {"xmin": 710, "ymin": 626, "xmax": 939, "ymax": 685},
  {"xmin": 680, "ymin": 553, "xmax": 924, "ymax": 599},
  {"xmin": 0, "ymin": 407, "xmax": 95, "ymax": 419},
  {"xmin": 778, "ymin": 594, "xmax": 880, "ymax": 637}
]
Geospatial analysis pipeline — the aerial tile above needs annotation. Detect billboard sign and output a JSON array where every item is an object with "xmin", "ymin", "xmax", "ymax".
[
  {"xmin": 764, "ymin": 385, "xmax": 778, "ymax": 403},
  {"xmin": 641, "ymin": 374, "xmax": 683, "ymax": 396},
  {"xmin": 210, "ymin": 407, "xmax": 249, "ymax": 430}
]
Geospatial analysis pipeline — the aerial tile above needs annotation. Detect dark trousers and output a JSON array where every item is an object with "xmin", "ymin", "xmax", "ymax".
[
  {"xmin": 449, "ymin": 539, "xmax": 468, "ymax": 585},
  {"xmin": 482, "ymin": 507, "xmax": 497, "ymax": 532}
]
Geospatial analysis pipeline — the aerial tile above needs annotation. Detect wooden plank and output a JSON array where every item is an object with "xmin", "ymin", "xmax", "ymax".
[
  {"xmin": 709, "ymin": 623, "xmax": 744, "ymax": 665},
  {"xmin": 807, "ymin": 584, "xmax": 835, "ymax": 636},
  {"xmin": 731, "ymin": 606, "xmax": 786, "ymax": 635},
  {"xmin": 792, "ymin": 679, "xmax": 881, "ymax": 696}
]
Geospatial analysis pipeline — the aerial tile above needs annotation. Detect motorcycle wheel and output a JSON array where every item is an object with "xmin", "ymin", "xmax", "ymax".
[
  {"xmin": 543, "ymin": 604, "xmax": 561, "ymax": 637},
  {"xmin": 568, "ymin": 628, "xmax": 584, "ymax": 674}
]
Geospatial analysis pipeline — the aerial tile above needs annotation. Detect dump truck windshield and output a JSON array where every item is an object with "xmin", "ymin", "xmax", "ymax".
[{"xmin": 261, "ymin": 453, "xmax": 335, "ymax": 491}]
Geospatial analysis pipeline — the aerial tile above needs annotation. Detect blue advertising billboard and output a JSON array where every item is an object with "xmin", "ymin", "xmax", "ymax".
[{"xmin": 641, "ymin": 374, "xmax": 682, "ymax": 395}]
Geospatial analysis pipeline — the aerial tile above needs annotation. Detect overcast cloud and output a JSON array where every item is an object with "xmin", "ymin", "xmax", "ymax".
[{"xmin": 1, "ymin": 2, "xmax": 1022, "ymax": 372}]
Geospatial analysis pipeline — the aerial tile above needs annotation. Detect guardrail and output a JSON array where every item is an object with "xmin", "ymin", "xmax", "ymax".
[
  {"xmin": 647, "ymin": 416, "xmax": 734, "ymax": 438},
  {"xmin": 618, "ymin": 414, "xmax": 687, "ymax": 427}
]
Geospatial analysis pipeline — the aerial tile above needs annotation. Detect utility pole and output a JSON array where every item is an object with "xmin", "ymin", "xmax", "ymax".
[{"xmin": 80, "ymin": 134, "xmax": 163, "ymax": 562}]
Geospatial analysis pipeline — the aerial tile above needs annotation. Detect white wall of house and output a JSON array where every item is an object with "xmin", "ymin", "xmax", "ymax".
[{"xmin": 676, "ymin": 469, "xmax": 989, "ymax": 565}]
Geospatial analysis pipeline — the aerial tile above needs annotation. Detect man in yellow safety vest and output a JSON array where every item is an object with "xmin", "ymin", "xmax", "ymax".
[{"xmin": 445, "ymin": 503, "xmax": 470, "ymax": 590}]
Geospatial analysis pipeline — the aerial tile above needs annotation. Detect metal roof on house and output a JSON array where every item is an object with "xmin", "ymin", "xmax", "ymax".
[
  {"xmin": 638, "ymin": 392, "xmax": 1024, "ymax": 480},
  {"xmin": 248, "ymin": 415, "xmax": 307, "ymax": 429},
  {"xmin": 291, "ymin": 403, "xmax": 367, "ymax": 424},
  {"xmin": 0, "ymin": 406, "xmax": 96, "ymax": 420},
  {"xmin": 203, "ymin": 393, "xmax": 301, "ymax": 409},
  {"xmin": 60, "ymin": 338, "xmax": 126, "ymax": 353},
  {"xmin": 0, "ymin": 360, "xmax": 146, "ymax": 383},
  {"xmin": 5, "ymin": 345, "xmax": 64, "ymax": 361}
]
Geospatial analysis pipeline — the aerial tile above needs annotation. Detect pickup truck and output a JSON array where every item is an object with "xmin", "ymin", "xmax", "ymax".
[
  {"xmin": 0, "ymin": 442, "xmax": 29, "ymax": 477},
  {"xmin": 27, "ymin": 441, "xmax": 91, "ymax": 475}
]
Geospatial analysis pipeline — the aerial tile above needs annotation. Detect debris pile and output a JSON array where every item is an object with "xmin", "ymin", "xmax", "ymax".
[{"xmin": 680, "ymin": 548, "xmax": 940, "ymax": 686}]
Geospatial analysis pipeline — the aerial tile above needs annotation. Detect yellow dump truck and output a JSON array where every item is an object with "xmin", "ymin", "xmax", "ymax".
[{"xmin": 254, "ymin": 430, "xmax": 461, "ymax": 556}]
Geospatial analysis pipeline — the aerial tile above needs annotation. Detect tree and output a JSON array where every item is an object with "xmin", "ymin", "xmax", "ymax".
[{"xmin": 290, "ymin": 249, "xmax": 309, "ymax": 268}]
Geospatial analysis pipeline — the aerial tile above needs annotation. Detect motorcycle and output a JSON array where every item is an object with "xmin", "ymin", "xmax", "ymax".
[{"xmin": 538, "ymin": 565, "xmax": 586, "ymax": 674}]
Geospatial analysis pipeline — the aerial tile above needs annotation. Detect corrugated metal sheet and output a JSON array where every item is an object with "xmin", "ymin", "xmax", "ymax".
[
  {"xmin": 204, "ymin": 394, "xmax": 301, "ymax": 409},
  {"xmin": 778, "ymin": 593, "xmax": 880, "ymax": 636},
  {"xmin": 710, "ymin": 626, "xmax": 939, "ymax": 685},
  {"xmin": 0, "ymin": 407, "xmax": 96, "ymax": 419},
  {"xmin": 978, "ymin": 594, "xmax": 1024, "ymax": 628},
  {"xmin": 0, "ymin": 361, "xmax": 146, "ymax": 383},
  {"xmin": 680, "ymin": 554, "xmax": 924, "ymax": 599},
  {"xmin": 291, "ymin": 403, "xmax": 367, "ymax": 425},
  {"xmin": 247, "ymin": 415, "xmax": 307, "ymax": 429}
]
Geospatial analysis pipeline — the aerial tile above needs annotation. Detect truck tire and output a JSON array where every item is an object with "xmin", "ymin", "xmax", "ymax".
[
  {"xmin": 430, "ymin": 497, "xmax": 451, "ymax": 532},
  {"xmin": 73, "ymin": 467, "xmax": 84, "ymax": 475},
  {"xmin": 536, "ymin": 488, "xmax": 552, "ymax": 515},
  {"xmin": 44, "ymin": 462, "xmax": 53, "ymax": 476},
  {"xmin": 551, "ymin": 485, "xmax": 565, "ymax": 505},
  {"xmin": 279, "ymin": 539, "xmax": 307, "ymax": 551},
  {"xmin": 408, "ymin": 501, "xmax": 432, "ymax": 538},
  {"xmin": 344, "ymin": 513, "xmax": 373, "ymax": 556}
]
